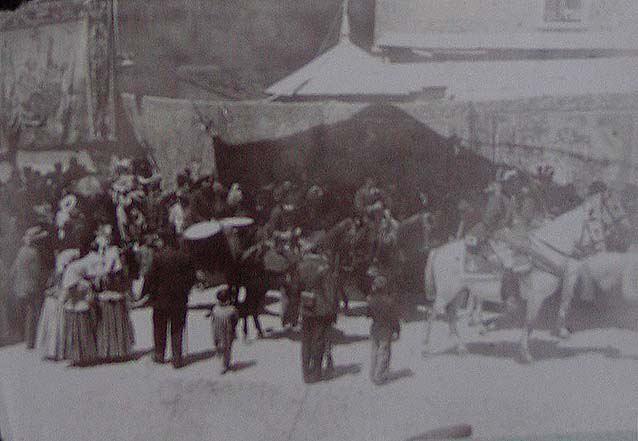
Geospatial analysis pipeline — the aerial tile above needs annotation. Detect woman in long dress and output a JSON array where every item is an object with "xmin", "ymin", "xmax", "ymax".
[
  {"xmin": 89, "ymin": 225, "xmax": 135, "ymax": 361},
  {"xmin": 36, "ymin": 249, "xmax": 80, "ymax": 361},
  {"xmin": 61, "ymin": 257, "xmax": 98, "ymax": 366}
]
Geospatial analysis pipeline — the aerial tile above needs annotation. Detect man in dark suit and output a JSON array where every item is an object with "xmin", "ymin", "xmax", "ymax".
[
  {"xmin": 141, "ymin": 239, "xmax": 197, "ymax": 368},
  {"xmin": 299, "ymin": 253, "xmax": 339, "ymax": 383}
]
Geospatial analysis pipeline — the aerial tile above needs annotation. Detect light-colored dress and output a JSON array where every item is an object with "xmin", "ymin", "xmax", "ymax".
[{"xmin": 36, "ymin": 249, "xmax": 79, "ymax": 361}]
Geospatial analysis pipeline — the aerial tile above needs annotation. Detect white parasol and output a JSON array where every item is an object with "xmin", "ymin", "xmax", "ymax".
[
  {"xmin": 219, "ymin": 217, "xmax": 255, "ymax": 229},
  {"xmin": 183, "ymin": 220, "xmax": 223, "ymax": 240}
]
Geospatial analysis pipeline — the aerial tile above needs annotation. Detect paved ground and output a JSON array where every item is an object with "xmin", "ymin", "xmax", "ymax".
[{"xmin": 1, "ymin": 291, "xmax": 637, "ymax": 441}]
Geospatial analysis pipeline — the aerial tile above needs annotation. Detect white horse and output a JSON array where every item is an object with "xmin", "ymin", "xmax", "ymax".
[
  {"xmin": 423, "ymin": 194, "xmax": 627, "ymax": 362},
  {"xmin": 562, "ymin": 250, "xmax": 638, "ymax": 306}
]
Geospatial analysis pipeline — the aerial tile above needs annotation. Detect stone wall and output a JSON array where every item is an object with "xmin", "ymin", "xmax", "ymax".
[{"xmin": 122, "ymin": 92, "xmax": 638, "ymax": 193}]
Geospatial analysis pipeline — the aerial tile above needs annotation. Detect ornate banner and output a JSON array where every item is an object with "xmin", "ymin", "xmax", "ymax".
[{"xmin": 0, "ymin": 0, "xmax": 115, "ymax": 149}]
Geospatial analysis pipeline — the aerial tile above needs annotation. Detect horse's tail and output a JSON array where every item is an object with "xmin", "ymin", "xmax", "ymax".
[{"xmin": 424, "ymin": 248, "xmax": 437, "ymax": 303}]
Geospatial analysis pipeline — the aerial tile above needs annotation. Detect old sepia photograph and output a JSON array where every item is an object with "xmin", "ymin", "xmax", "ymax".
[{"xmin": 0, "ymin": 0, "xmax": 637, "ymax": 440}]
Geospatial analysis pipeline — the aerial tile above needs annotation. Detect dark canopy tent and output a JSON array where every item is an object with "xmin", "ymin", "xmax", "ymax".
[{"xmin": 215, "ymin": 105, "xmax": 497, "ymax": 213}]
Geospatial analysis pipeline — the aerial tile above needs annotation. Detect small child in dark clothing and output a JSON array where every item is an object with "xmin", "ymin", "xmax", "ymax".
[
  {"xmin": 367, "ymin": 276, "xmax": 401, "ymax": 385},
  {"xmin": 212, "ymin": 288, "xmax": 239, "ymax": 374}
]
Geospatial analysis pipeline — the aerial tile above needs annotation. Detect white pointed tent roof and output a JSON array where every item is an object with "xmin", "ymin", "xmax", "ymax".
[
  {"xmin": 265, "ymin": 1, "xmax": 402, "ymax": 97},
  {"xmin": 266, "ymin": 1, "xmax": 638, "ymax": 100}
]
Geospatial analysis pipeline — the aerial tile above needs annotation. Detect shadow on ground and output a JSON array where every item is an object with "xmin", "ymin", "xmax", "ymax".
[
  {"xmin": 436, "ymin": 339, "xmax": 626, "ymax": 364},
  {"xmin": 323, "ymin": 363, "xmax": 362, "ymax": 382},
  {"xmin": 230, "ymin": 359, "xmax": 257, "ymax": 372},
  {"xmin": 69, "ymin": 349, "xmax": 154, "ymax": 368},
  {"xmin": 263, "ymin": 327, "xmax": 368, "ymax": 345},
  {"xmin": 379, "ymin": 368, "xmax": 414, "ymax": 385}
]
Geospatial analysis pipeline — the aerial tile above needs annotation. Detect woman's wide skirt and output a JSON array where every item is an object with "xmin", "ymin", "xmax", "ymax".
[
  {"xmin": 96, "ymin": 292, "xmax": 135, "ymax": 360},
  {"xmin": 63, "ymin": 300, "xmax": 98, "ymax": 365},
  {"xmin": 36, "ymin": 291, "xmax": 67, "ymax": 361}
]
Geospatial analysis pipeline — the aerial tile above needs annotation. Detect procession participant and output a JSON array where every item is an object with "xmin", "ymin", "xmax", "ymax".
[
  {"xmin": 211, "ymin": 288, "xmax": 239, "ymax": 374},
  {"xmin": 237, "ymin": 238, "xmax": 268, "ymax": 339},
  {"xmin": 482, "ymin": 179, "xmax": 513, "ymax": 236},
  {"xmin": 189, "ymin": 176, "xmax": 216, "ymax": 223},
  {"xmin": 299, "ymin": 184, "xmax": 325, "ymax": 232},
  {"xmin": 367, "ymin": 276, "xmax": 400, "ymax": 385},
  {"xmin": 61, "ymin": 256, "xmax": 98, "ymax": 365},
  {"xmin": 299, "ymin": 252, "xmax": 338, "ymax": 383},
  {"xmin": 211, "ymin": 181, "xmax": 228, "ymax": 219},
  {"xmin": 140, "ymin": 237, "xmax": 198, "ymax": 368},
  {"xmin": 354, "ymin": 177, "xmax": 376, "ymax": 215},
  {"xmin": 55, "ymin": 194, "xmax": 79, "ymax": 241},
  {"xmin": 8, "ymin": 226, "xmax": 49, "ymax": 349},
  {"xmin": 168, "ymin": 195, "xmax": 188, "ymax": 238},
  {"xmin": 142, "ymin": 179, "xmax": 165, "ymax": 235},
  {"xmin": 455, "ymin": 198, "xmax": 482, "ymax": 240},
  {"xmin": 278, "ymin": 228, "xmax": 303, "ymax": 329},
  {"xmin": 332, "ymin": 218, "xmax": 357, "ymax": 312},
  {"xmin": 88, "ymin": 225, "xmax": 135, "ymax": 361},
  {"xmin": 36, "ymin": 248, "xmax": 80, "ymax": 360},
  {"xmin": 226, "ymin": 183, "xmax": 248, "ymax": 217},
  {"xmin": 349, "ymin": 215, "xmax": 377, "ymax": 297},
  {"xmin": 219, "ymin": 217, "xmax": 248, "ymax": 300},
  {"xmin": 129, "ymin": 234, "xmax": 157, "ymax": 301}
]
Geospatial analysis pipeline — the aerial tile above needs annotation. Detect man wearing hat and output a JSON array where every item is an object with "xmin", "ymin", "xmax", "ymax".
[
  {"xmin": 8, "ymin": 226, "xmax": 48, "ymax": 348},
  {"xmin": 483, "ymin": 179, "xmax": 513, "ymax": 236},
  {"xmin": 367, "ymin": 276, "xmax": 400, "ymax": 385},
  {"xmin": 211, "ymin": 287, "xmax": 239, "ymax": 374},
  {"xmin": 141, "ymin": 238, "xmax": 198, "ymax": 368},
  {"xmin": 299, "ymin": 252, "xmax": 339, "ymax": 383}
]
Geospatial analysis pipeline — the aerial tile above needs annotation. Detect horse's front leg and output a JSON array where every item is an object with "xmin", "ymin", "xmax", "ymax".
[
  {"xmin": 468, "ymin": 296, "xmax": 482, "ymax": 327},
  {"xmin": 520, "ymin": 325, "xmax": 533, "ymax": 364},
  {"xmin": 423, "ymin": 307, "xmax": 435, "ymax": 353},
  {"xmin": 555, "ymin": 260, "xmax": 579, "ymax": 339},
  {"xmin": 520, "ymin": 292, "xmax": 544, "ymax": 363},
  {"xmin": 447, "ymin": 300, "xmax": 468, "ymax": 355}
]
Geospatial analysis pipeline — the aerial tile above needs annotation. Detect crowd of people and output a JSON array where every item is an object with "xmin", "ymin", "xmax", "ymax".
[
  {"xmin": 0, "ymin": 154, "xmax": 434, "ymax": 383},
  {"xmin": 0, "ymin": 152, "xmax": 634, "ymax": 384}
]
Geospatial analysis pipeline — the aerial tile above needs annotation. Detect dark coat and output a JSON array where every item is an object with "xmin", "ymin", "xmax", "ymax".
[
  {"xmin": 10, "ymin": 244, "xmax": 45, "ymax": 300},
  {"xmin": 302, "ymin": 270, "xmax": 339, "ymax": 320},
  {"xmin": 367, "ymin": 293, "xmax": 400, "ymax": 337},
  {"xmin": 142, "ymin": 247, "xmax": 197, "ymax": 310}
]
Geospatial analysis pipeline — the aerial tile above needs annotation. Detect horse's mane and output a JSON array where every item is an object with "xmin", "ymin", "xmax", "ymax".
[{"xmin": 531, "ymin": 197, "xmax": 594, "ymax": 256}]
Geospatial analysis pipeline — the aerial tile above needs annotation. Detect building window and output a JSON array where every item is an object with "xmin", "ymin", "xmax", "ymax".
[{"xmin": 542, "ymin": 0, "xmax": 588, "ymax": 28}]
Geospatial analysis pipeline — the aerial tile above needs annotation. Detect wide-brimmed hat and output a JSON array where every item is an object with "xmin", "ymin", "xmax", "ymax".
[
  {"xmin": 59, "ymin": 194, "xmax": 78, "ymax": 212},
  {"xmin": 96, "ymin": 224, "xmax": 113, "ymax": 237},
  {"xmin": 484, "ymin": 181, "xmax": 502, "ymax": 193},
  {"xmin": 298, "ymin": 253, "xmax": 330, "ymax": 285},
  {"xmin": 366, "ymin": 201, "xmax": 384, "ymax": 214},
  {"xmin": 306, "ymin": 185, "xmax": 324, "ymax": 200},
  {"xmin": 371, "ymin": 276, "xmax": 388, "ymax": 292},
  {"xmin": 219, "ymin": 217, "xmax": 254, "ymax": 229},
  {"xmin": 226, "ymin": 183, "xmax": 243, "ymax": 206},
  {"xmin": 23, "ymin": 226, "xmax": 48, "ymax": 244},
  {"xmin": 183, "ymin": 220, "xmax": 222, "ymax": 240}
]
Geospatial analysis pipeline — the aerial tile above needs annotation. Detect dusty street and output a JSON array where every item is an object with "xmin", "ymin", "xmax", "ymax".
[{"xmin": 1, "ymin": 291, "xmax": 637, "ymax": 441}]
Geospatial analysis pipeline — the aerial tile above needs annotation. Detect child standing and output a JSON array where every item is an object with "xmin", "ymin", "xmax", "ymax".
[
  {"xmin": 367, "ymin": 276, "xmax": 400, "ymax": 385},
  {"xmin": 212, "ymin": 288, "xmax": 239, "ymax": 374}
]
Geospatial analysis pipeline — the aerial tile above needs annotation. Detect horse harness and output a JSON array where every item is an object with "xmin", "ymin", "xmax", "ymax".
[{"xmin": 576, "ymin": 193, "xmax": 627, "ymax": 256}]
